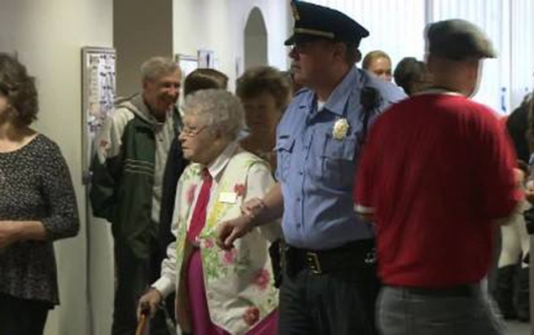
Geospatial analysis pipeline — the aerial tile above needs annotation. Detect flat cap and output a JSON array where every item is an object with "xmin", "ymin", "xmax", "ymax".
[
  {"xmin": 426, "ymin": 19, "xmax": 496, "ymax": 60},
  {"xmin": 285, "ymin": 1, "xmax": 369, "ymax": 46}
]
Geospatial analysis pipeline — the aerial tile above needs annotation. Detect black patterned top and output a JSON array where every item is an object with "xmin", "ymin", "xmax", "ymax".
[{"xmin": 0, "ymin": 134, "xmax": 79, "ymax": 305}]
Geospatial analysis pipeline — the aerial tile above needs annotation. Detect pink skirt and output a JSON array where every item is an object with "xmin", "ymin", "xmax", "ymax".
[{"xmin": 186, "ymin": 249, "xmax": 278, "ymax": 335}]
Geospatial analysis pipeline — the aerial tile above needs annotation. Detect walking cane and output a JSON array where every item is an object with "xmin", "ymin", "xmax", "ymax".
[{"xmin": 135, "ymin": 309, "xmax": 149, "ymax": 335}]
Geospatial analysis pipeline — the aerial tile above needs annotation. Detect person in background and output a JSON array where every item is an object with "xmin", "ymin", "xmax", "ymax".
[
  {"xmin": 284, "ymin": 69, "xmax": 304, "ymax": 96},
  {"xmin": 138, "ymin": 89, "xmax": 280, "ymax": 335},
  {"xmin": 363, "ymin": 50, "xmax": 393, "ymax": 82},
  {"xmin": 236, "ymin": 66, "xmax": 291, "ymax": 169},
  {"xmin": 182, "ymin": 69, "xmax": 229, "ymax": 98},
  {"xmin": 90, "ymin": 56, "xmax": 181, "ymax": 335},
  {"xmin": 237, "ymin": 66, "xmax": 292, "ymax": 289},
  {"xmin": 492, "ymin": 93, "xmax": 533, "ymax": 321},
  {"xmin": 494, "ymin": 176, "xmax": 531, "ymax": 322},
  {"xmin": 508, "ymin": 92, "xmax": 534, "ymax": 322},
  {"xmin": 393, "ymin": 57, "xmax": 431, "ymax": 96},
  {"xmin": 0, "ymin": 53, "xmax": 79, "ymax": 335},
  {"xmin": 355, "ymin": 19, "xmax": 521, "ymax": 335},
  {"xmin": 507, "ymin": 93, "xmax": 532, "ymax": 164}
]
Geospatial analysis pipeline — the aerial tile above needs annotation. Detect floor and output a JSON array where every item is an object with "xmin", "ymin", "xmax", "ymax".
[{"xmin": 508, "ymin": 321, "xmax": 530, "ymax": 335}]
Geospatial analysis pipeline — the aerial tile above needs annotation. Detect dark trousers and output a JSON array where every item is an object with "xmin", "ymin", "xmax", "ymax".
[
  {"xmin": 0, "ymin": 293, "xmax": 50, "ymax": 335},
  {"xmin": 278, "ymin": 248, "xmax": 380, "ymax": 335},
  {"xmin": 112, "ymin": 237, "xmax": 172, "ymax": 335}
]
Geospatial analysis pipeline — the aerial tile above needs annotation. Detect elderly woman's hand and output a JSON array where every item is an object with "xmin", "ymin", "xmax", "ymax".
[
  {"xmin": 216, "ymin": 215, "xmax": 255, "ymax": 250},
  {"xmin": 137, "ymin": 288, "xmax": 163, "ymax": 319}
]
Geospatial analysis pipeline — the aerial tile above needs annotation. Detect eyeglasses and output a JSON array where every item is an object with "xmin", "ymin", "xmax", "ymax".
[{"xmin": 181, "ymin": 125, "xmax": 207, "ymax": 138}]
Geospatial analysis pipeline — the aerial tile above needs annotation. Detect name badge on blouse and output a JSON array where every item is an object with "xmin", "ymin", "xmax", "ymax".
[{"xmin": 219, "ymin": 192, "xmax": 238, "ymax": 204}]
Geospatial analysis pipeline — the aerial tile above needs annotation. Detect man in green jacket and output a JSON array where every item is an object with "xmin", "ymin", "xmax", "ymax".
[{"xmin": 90, "ymin": 56, "xmax": 181, "ymax": 335}]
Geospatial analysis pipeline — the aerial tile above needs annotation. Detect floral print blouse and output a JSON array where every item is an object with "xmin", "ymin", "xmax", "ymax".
[{"xmin": 153, "ymin": 142, "xmax": 281, "ymax": 334}]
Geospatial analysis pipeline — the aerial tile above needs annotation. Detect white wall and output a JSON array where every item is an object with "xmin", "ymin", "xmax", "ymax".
[
  {"xmin": 308, "ymin": 0, "xmax": 534, "ymax": 114},
  {"xmin": 173, "ymin": 0, "xmax": 291, "ymax": 91},
  {"xmin": 244, "ymin": 7, "xmax": 269, "ymax": 69},
  {"xmin": 0, "ymin": 0, "xmax": 113, "ymax": 334},
  {"xmin": 306, "ymin": 0, "xmax": 427, "ymax": 75},
  {"xmin": 114, "ymin": 0, "xmax": 174, "ymax": 96},
  {"xmin": 510, "ymin": 0, "xmax": 534, "ymax": 110}
]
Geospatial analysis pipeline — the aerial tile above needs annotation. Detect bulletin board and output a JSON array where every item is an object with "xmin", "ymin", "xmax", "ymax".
[
  {"xmin": 197, "ymin": 49, "xmax": 217, "ymax": 69},
  {"xmin": 175, "ymin": 53, "xmax": 199, "ymax": 79},
  {"xmin": 81, "ymin": 47, "xmax": 116, "ymax": 185}
]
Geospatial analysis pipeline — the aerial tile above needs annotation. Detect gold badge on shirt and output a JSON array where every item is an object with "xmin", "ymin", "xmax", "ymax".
[{"xmin": 332, "ymin": 118, "xmax": 350, "ymax": 140}]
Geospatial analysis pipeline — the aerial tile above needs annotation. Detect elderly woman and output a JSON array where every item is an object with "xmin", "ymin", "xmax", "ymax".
[
  {"xmin": 0, "ymin": 54, "xmax": 79, "ymax": 334},
  {"xmin": 159, "ymin": 68, "xmax": 229, "ymax": 254},
  {"xmin": 236, "ymin": 66, "xmax": 291, "ymax": 169},
  {"xmin": 139, "ymin": 89, "xmax": 279, "ymax": 335}
]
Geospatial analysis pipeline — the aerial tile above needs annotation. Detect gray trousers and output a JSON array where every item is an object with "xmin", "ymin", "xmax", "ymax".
[{"xmin": 377, "ymin": 284, "xmax": 507, "ymax": 335}]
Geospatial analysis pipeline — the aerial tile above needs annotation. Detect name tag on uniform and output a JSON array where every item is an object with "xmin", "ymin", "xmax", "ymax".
[{"xmin": 219, "ymin": 192, "xmax": 238, "ymax": 204}]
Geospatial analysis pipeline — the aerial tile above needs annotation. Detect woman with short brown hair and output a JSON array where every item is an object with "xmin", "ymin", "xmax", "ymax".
[{"xmin": 236, "ymin": 66, "xmax": 291, "ymax": 169}]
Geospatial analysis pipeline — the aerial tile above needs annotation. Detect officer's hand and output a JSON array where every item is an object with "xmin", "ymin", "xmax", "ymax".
[
  {"xmin": 514, "ymin": 168, "xmax": 525, "ymax": 187},
  {"xmin": 137, "ymin": 288, "xmax": 163, "ymax": 319},
  {"xmin": 216, "ymin": 215, "xmax": 254, "ymax": 250}
]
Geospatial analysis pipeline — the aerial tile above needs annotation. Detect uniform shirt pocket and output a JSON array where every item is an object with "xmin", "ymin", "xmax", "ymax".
[
  {"xmin": 318, "ymin": 133, "xmax": 357, "ymax": 190},
  {"xmin": 275, "ymin": 136, "xmax": 295, "ymax": 182}
]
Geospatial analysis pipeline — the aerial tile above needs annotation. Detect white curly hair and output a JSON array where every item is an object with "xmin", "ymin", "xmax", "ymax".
[{"xmin": 183, "ymin": 89, "xmax": 245, "ymax": 140}]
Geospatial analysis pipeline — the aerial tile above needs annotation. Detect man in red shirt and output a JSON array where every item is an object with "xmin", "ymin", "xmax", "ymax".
[{"xmin": 355, "ymin": 19, "xmax": 523, "ymax": 335}]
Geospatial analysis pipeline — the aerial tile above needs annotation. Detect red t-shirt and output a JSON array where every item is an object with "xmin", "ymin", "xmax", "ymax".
[{"xmin": 355, "ymin": 92, "xmax": 521, "ymax": 288}]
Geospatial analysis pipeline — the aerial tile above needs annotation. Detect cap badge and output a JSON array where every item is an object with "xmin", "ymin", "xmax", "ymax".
[{"xmin": 291, "ymin": 2, "xmax": 301, "ymax": 21}]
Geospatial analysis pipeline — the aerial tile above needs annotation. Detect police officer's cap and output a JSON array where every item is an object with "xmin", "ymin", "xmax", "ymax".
[
  {"xmin": 426, "ymin": 19, "xmax": 496, "ymax": 60},
  {"xmin": 285, "ymin": 1, "xmax": 369, "ymax": 47}
]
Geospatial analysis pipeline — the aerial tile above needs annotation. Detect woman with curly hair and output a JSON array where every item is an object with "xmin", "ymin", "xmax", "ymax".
[
  {"xmin": 236, "ymin": 66, "xmax": 291, "ymax": 170},
  {"xmin": 0, "ymin": 53, "xmax": 79, "ymax": 334}
]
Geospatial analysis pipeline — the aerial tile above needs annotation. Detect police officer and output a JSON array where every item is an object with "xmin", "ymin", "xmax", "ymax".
[{"xmin": 217, "ymin": 1, "xmax": 404, "ymax": 334}]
